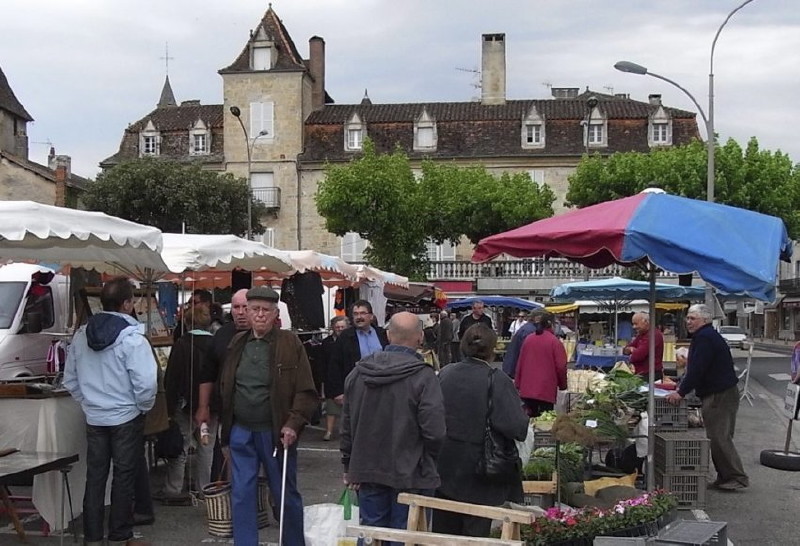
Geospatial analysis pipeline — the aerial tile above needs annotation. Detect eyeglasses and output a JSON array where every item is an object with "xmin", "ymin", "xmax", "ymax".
[{"xmin": 249, "ymin": 306, "xmax": 276, "ymax": 315}]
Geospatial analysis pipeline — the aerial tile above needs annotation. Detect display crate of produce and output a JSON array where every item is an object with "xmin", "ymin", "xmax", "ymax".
[
  {"xmin": 655, "ymin": 471, "xmax": 706, "ymax": 509},
  {"xmin": 655, "ymin": 520, "xmax": 727, "ymax": 545},
  {"xmin": 653, "ymin": 397, "xmax": 688, "ymax": 431},
  {"xmin": 655, "ymin": 432, "xmax": 710, "ymax": 473}
]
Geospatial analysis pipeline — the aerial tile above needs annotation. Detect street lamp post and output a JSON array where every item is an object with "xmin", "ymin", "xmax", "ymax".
[
  {"xmin": 229, "ymin": 106, "xmax": 268, "ymax": 240},
  {"xmin": 614, "ymin": 0, "xmax": 756, "ymax": 313}
]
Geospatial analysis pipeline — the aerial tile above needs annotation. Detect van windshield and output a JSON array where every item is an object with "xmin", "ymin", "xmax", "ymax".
[{"xmin": 0, "ymin": 282, "xmax": 26, "ymax": 329}]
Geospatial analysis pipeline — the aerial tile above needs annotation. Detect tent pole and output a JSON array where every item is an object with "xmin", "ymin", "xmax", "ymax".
[{"xmin": 646, "ymin": 266, "xmax": 657, "ymax": 492}]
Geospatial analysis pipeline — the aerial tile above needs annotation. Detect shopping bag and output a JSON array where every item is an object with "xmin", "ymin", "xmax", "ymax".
[
  {"xmin": 515, "ymin": 422, "xmax": 535, "ymax": 466},
  {"xmin": 303, "ymin": 488, "xmax": 360, "ymax": 546}
]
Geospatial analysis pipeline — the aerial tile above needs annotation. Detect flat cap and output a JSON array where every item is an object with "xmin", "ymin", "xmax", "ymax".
[{"xmin": 246, "ymin": 286, "xmax": 279, "ymax": 302}]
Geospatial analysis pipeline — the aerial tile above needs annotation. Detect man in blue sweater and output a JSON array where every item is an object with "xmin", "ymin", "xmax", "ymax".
[{"xmin": 666, "ymin": 304, "xmax": 748, "ymax": 490}]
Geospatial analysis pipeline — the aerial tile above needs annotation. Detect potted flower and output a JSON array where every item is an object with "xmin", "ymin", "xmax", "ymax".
[{"xmin": 521, "ymin": 490, "xmax": 678, "ymax": 545}]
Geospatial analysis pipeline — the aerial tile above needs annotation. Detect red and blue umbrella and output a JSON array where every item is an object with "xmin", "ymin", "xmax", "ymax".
[{"xmin": 473, "ymin": 191, "xmax": 792, "ymax": 302}]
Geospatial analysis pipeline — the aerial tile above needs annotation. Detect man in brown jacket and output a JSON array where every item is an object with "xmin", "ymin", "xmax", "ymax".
[{"xmin": 218, "ymin": 286, "xmax": 317, "ymax": 546}]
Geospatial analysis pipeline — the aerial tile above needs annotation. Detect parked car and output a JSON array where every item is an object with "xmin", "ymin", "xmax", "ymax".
[{"xmin": 719, "ymin": 325, "xmax": 748, "ymax": 349}]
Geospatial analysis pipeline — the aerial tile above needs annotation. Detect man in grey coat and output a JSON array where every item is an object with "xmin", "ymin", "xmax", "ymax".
[{"xmin": 341, "ymin": 311, "xmax": 446, "ymax": 536}]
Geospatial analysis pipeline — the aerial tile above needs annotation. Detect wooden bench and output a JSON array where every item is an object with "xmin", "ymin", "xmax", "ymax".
[{"xmin": 346, "ymin": 492, "xmax": 543, "ymax": 545}]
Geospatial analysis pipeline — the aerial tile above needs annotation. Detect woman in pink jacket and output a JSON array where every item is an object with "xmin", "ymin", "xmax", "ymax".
[{"xmin": 515, "ymin": 312, "xmax": 568, "ymax": 417}]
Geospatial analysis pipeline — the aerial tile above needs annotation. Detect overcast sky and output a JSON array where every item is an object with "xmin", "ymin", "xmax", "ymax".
[{"xmin": 1, "ymin": 0, "xmax": 797, "ymax": 178}]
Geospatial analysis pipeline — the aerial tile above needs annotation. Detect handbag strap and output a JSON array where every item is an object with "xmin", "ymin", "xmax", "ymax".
[{"xmin": 485, "ymin": 368, "xmax": 496, "ymax": 428}]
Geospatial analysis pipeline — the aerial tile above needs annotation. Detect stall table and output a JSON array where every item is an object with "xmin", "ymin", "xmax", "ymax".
[
  {"xmin": 0, "ymin": 394, "xmax": 90, "ymax": 532},
  {"xmin": 574, "ymin": 353, "xmax": 629, "ymax": 370}
]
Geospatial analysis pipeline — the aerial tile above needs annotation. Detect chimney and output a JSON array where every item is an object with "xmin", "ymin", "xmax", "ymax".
[
  {"xmin": 47, "ymin": 146, "xmax": 56, "ymax": 170},
  {"xmin": 309, "ymin": 36, "xmax": 326, "ymax": 111},
  {"xmin": 649, "ymin": 94, "xmax": 662, "ymax": 106},
  {"xmin": 481, "ymin": 33, "xmax": 506, "ymax": 105},
  {"xmin": 55, "ymin": 155, "xmax": 71, "ymax": 178}
]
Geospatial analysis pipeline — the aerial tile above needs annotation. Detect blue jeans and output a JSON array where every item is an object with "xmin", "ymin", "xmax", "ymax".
[
  {"xmin": 83, "ymin": 414, "xmax": 145, "ymax": 543},
  {"xmin": 358, "ymin": 483, "xmax": 434, "ymax": 546},
  {"xmin": 229, "ymin": 424, "xmax": 304, "ymax": 546}
]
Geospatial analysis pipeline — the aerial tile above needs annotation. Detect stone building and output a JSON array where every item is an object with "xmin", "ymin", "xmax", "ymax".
[
  {"xmin": 101, "ymin": 6, "xmax": 700, "ymax": 263},
  {"xmin": 0, "ymin": 66, "xmax": 87, "ymax": 206}
]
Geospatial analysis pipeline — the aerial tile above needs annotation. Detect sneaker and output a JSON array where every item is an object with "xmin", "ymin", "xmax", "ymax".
[{"xmin": 323, "ymin": 431, "xmax": 332, "ymax": 441}]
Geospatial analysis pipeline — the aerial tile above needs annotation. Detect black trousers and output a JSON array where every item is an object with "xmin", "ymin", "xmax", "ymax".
[
  {"xmin": 83, "ymin": 414, "xmax": 145, "ymax": 543},
  {"xmin": 431, "ymin": 493, "xmax": 492, "ymax": 537}
]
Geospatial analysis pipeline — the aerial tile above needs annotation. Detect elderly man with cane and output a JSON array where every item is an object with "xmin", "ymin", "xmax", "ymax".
[{"xmin": 218, "ymin": 286, "xmax": 318, "ymax": 545}]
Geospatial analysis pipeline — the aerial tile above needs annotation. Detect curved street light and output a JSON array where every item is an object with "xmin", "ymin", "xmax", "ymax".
[
  {"xmin": 614, "ymin": 0, "xmax": 757, "ymax": 493},
  {"xmin": 230, "ymin": 106, "xmax": 269, "ymax": 240}
]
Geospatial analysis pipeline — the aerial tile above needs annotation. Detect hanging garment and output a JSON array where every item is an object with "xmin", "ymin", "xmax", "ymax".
[{"xmin": 280, "ymin": 271, "xmax": 325, "ymax": 330}]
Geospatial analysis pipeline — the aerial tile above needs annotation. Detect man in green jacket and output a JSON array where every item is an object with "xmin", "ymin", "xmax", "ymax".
[{"xmin": 218, "ymin": 286, "xmax": 318, "ymax": 546}]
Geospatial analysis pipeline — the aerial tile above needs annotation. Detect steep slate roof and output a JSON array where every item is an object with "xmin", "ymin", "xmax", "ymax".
[
  {"xmin": 219, "ymin": 6, "xmax": 306, "ymax": 73},
  {"xmin": 158, "ymin": 75, "xmax": 177, "ymax": 108},
  {"xmin": 0, "ymin": 67, "xmax": 33, "ymax": 121},
  {"xmin": 127, "ymin": 103, "xmax": 223, "ymax": 132}
]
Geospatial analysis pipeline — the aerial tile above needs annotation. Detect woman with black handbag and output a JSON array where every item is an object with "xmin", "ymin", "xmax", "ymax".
[{"xmin": 432, "ymin": 324, "xmax": 529, "ymax": 537}]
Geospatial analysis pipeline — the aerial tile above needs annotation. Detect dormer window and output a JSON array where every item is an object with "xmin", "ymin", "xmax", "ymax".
[
  {"xmin": 584, "ymin": 107, "xmax": 607, "ymax": 148},
  {"xmin": 648, "ymin": 106, "xmax": 673, "ymax": 147},
  {"xmin": 250, "ymin": 25, "xmax": 275, "ymax": 71},
  {"xmin": 345, "ymin": 113, "xmax": 364, "ymax": 151},
  {"xmin": 413, "ymin": 109, "xmax": 437, "ymax": 151},
  {"xmin": 189, "ymin": 119, "xmax": 211, "ymax": 156},
  {"xmin": 139, "ymin": 120, "xmax": 160, "ymax": 157},
  {"xmin": 521, "ymin": 105, "xmax": 545, "ymax": 149}
]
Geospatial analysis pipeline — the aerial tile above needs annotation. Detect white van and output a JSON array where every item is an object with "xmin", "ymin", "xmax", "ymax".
[{"xmin": 0, "ymin": 263, "xmax": 69, "ymax": 379}]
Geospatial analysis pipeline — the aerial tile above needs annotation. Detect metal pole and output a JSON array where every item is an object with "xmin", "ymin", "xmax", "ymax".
[
  {"xmin": 646, "ymin": 266, "xmax": 657, "ymax": 492},
  {"xmin": 230, "ymin": 110, "xmax": 252, "ymax": 240}
]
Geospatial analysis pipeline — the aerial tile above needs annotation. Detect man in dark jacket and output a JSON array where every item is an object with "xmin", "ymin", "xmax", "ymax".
[
  {"xmin": 437, "ymin": 311, "xmax": 453, "ymax": 366},
  {"xmin": 458, "ymin": 300, "xmax": 493, "ymax": 338},
  {"xmin": 326, "ymin": 300, "xmax": 388, "ymax": 404},
  {"xmin": 341, "ymin": 311, "xmax": 446, "ymax": 535},
  {"xmin": 667, "ymin": 303, "xmax": 748, "ymax": 490}
]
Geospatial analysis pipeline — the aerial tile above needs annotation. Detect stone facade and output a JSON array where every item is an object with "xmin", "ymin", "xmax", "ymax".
[{"xmin": 0, "ymin": 153, "xmax": 55, "ymax": 202}]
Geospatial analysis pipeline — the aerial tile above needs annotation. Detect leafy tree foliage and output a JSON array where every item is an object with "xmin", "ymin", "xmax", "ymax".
[
  {"xmin": 84, "ymin": 159, "xmax": 267, "ymax": 236},
  {"xmin": 566, "ymin": 138, "xmax": 800, "ymax": 237},
  {"xmin": 316, "ymin": 139, "xmax": 556, "ymax": 277}
]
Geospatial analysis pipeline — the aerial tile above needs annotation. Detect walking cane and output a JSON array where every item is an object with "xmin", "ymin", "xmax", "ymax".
[{"xmin": 276, "ymin": 444, "xmax": 289, "ymax": 546}]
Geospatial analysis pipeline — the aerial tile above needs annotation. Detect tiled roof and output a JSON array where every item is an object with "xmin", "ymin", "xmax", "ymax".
[
  {"xmin": 219, "ymin": 6, "xmax": 306, "ymax": 73},
  {"xmin": 1, "ymin": 151, "xmax": 89, "ymax": 190},
  {"xmin": 300, "ymin": 94, "xmax": 700, "ymax": 162},
  {"xmin": 0, "ymin": 67, "xmax": 33, "ymax": 121},
  {"xmin": 305, "ymin": 97, "xmax": 695, "ymax": 124},
  {"xmin": 127, "ymin": 103, "xmax": 223, "ymax": 132}
]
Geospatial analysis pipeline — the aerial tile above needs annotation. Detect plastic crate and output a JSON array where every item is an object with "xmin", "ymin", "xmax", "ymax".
[
  {"xmin": 655, "ymin": 432, "xmax": 710, "ymax": 473},
  {"xmin": 653, "ymin": 398, "xmax": 688, "ymax": 431},
  {"xmin": 655, "ymin": 471, "xmax": 706, "ymax": 509},
  {"xmin": 594, "ymin": 537, "xmax": 651, "ymax": 545},
  {"xmin": 655, "ymin": 521, "xmax": 727, "ymax": 545},
  {"xmin": 521, "ymin": 492, "xmax": 554, "ymax": 509}
]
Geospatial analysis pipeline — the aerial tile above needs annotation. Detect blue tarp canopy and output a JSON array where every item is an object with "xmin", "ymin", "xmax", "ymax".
[
  {"xmin": 446, "ymin": 295, "xmax": 543, "ymax": 311},
  {"xmin": 551, "ymin": 277, "xmax": 706, "ymax": 301}
]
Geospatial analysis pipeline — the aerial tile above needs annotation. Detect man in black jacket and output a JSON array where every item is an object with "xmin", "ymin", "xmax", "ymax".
[
  {"xmin": 667, "ymin": 303, "xmax": 748, "ymax": 490},
  {"xmin": 341, "ymin": 311, "xmax": 445, "ymax": 534},
  {"xmin": 326, "ymin": 300, "xmax": 388, "ymax": 405},
  {"xmin": 458, "ymin": 300, "xmax": 493, "ymax": 338}
]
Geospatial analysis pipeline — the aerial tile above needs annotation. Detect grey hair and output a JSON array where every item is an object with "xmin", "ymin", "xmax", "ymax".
[{"xmin": 687, "ymin": 303, "xmax": 712, "ymax": 322}]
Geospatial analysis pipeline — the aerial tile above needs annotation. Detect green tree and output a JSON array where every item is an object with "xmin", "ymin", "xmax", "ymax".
[
  {"xmin": 316, "ymin": 140, "xmax": 428, "ymax": 277},
  {"xmin": 315, "ymin": 139, "xmax": 557, "ymax": 277},
  {"xmin": 83, "ymin": 158, "xmax": 267, "ymax": 236},
  {"xmin": 566, "ymin": 137, "xmax": 800, "ymax": 237}
]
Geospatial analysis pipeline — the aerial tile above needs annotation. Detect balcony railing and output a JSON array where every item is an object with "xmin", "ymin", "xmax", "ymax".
[
  {"xmin": 254, "ymin": 187, "xmax": 281, "ymax": 209},
  {"xmin": 779, "ymin": 278, "xmax": 800, "ymax": 295},
  {"xmin": 427, "ymin": 258, "xmax": 678, "ymax": 281}
]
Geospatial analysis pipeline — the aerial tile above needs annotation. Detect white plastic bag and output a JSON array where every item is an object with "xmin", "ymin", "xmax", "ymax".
[
  {"xmin": 303, "ymin": 489, "xmax": 360, "ymax": 546},
  {"xmin": 515, "ymin": 423, "xmax": 535, "ymax": 466}
]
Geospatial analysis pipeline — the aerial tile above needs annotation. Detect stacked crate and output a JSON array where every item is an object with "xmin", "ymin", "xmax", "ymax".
[
  {"xmin": 653, "ymin": 398, "xmax": 688, "ymax": 432},
  {"xmin": 654, "ymin": 430, "xmax": 710, "ymax": 509}
]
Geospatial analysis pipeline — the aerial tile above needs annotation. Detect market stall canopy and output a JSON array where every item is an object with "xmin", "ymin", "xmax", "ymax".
[
  {"xmin": 473, "ymin": 191, "xmax": 792, "ymax": 302},
  {"xmin": 0, "ymin": 201, "xmax": 168, "ymax": 273},
  {"xmin": 551, "ymin": 277, "xmax": 705, "ymax": 301},
  {"xmin": 447, "ymin": 295, "xmax": 543, "ymax": 311},
  {"xmin": 355, "ymin": 264, "xmax": 409, "ymax": 289},
  {"xmin": 285, "ymin": 250, "xmax": 359, "ymax": 286},
  {"xmin": 160, "ymin": 233, "xmax": 292, "ymax": 275}
]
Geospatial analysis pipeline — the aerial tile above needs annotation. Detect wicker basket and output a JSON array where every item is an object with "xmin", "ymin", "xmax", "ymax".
[{"xmin": 203, "ymin": 477, "xmax": 271, "ymax": 537}]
